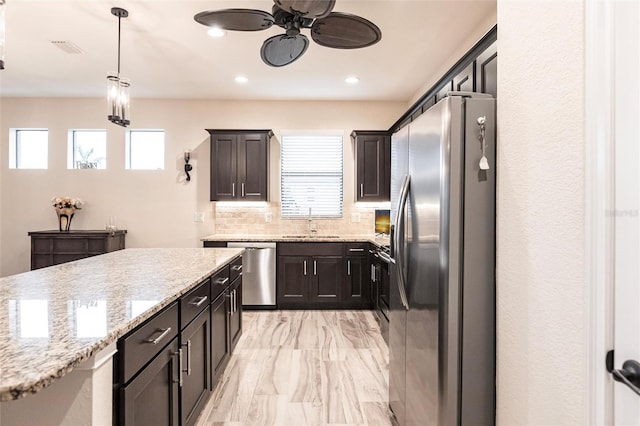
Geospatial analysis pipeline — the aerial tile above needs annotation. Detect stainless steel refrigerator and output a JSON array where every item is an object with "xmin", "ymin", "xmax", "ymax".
[{"xmin": 389, "ymin": 92, "xmax": 496, "ymax": 426}]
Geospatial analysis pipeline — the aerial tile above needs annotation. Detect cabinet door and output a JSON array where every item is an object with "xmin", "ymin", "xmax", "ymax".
[
  {"xmin": 475, "ymin": 41, "xmax": 497, "ymax": 98},
  {"xmin": 344, "ymin": 256, "xmax": 370, "ymax": 306},
  {"xmin": 355, "ymin": 133, "xmax": 391, "ymax": 202},
  {"xmin": 237, "ymin": 133, "xmax": 269, "ymax": 201},
  {"xmin": 229, "ymin": 276, "xmax": 243, "ymax": 352},
  {"xmin": 453, "ymin": 62, "xmax": 474, "ymax": 92},
  {"xmin": 277, "ymin": 255, "xmax": 309, "ymax": 305},
  {"xmin": 309, "ymin": 256, "xmax": 343, "ymax": 304},
  {"xmin": 120, "ymin": 338, "xmax": 180, "ymax": 426},
  {"xmin": 181, "ymin": 307, "xmax": 211, "ymax": 426},
  {"xmin": 210, "ymin": 133, "xmax": 238, "ymax": 201},
  {"xmin": 211, "ymin": 290, "xmax": 230, "ymax": 385}
]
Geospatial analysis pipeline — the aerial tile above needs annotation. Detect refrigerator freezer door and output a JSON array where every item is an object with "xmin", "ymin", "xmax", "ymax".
[{"xmin": 404, "ymin": 96, "xmax": 459, "ymax": 426}]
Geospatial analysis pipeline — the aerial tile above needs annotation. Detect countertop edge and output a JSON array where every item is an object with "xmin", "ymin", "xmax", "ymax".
[{"xmin": 0, "ymin": 249, "xmax": 243, "ymax": 402}]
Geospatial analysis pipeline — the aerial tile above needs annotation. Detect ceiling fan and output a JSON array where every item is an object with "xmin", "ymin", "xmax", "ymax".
[{"xmin": 194, "ymin": 0, "xmax": 382, "ymax": 67}]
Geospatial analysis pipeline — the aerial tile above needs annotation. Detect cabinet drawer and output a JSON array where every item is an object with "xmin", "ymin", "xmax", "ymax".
[
  {"xmin": 52, "ymin": 238, "xmax": 87, "ymax": 253},
  {"xmin": 210, "ymin": 266, "xmax": 230, "ymax": 300},
  {"xmin": 180, "ymin": 279, "xmax": 210, "ymax": 329},
  {"xmin": 344, "ymin": 242, "xmax": 369, "ymax": 256},
  {"xmin": 229, "ymin": 256, "xmax": 243, "ymax": 282},
  {"xmin": 278, "ymin": 242, "xmax": 343, "ymax": 256},
  {"xmin": 120, "ymin": 302, "xmax": 179, "ymax": 384}
]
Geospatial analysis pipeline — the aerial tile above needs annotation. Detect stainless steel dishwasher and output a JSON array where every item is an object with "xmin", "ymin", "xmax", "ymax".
[{"xmin": 227, "ymin": 242, "xmax": 276, "ymax": 308}]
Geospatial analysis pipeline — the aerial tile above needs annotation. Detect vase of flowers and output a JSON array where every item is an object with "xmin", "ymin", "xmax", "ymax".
[{"xmin": 51, "ymin": 196, "xmax": 84, "ymax": 231}]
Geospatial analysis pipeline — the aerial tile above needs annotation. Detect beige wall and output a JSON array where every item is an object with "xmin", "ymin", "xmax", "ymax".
[
  {"xmin": 0, "ymin": 98, "xmax": 404, "ymax": 276},
  {"xmin": 496, "ymin": 0, "xmax": 586, "ymax": 424}
]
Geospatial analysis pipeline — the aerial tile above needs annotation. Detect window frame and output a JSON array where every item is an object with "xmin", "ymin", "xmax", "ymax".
[
  {"xmin": 280, "ymin": 131, "xmax": 344, "ymax": 219},
  {"xmin": 9, "ymin": 128, "xmax": 49, "ymax": 169},
  {"xmin": 125, "ymin": 129, "xmax": 165, "ymax": 170},
  {"xmin": 67, "ymin": 129, "xmax": 107, "ymax": 170}
]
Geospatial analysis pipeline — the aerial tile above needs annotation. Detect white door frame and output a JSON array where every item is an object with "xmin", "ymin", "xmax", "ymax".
[{"xmin": 585, "ymin": 0, "xmax": 614, "ymax": 424}]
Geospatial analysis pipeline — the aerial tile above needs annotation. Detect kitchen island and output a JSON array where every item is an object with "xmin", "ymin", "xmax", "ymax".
[{"xmin": 0, "ymin": 247, "xmax": 243, "ymax": 425}]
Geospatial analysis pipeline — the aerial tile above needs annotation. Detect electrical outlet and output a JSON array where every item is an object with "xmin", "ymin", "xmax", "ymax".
[
  {"xmin": 351, "ymin": 212, "xmax": 361, "ymax": 223},
  {"xmin": 265, "ymin": 212, "xmax": 273, "ymax": 223},
  {"xmin": 194, "ymin": 212, "xmax": 205, "ymax": 222}
]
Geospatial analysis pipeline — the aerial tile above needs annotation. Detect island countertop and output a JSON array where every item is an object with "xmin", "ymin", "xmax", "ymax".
[{"xmin": 0, "ymin": 247, "xmax": 243, "ymax": 401}]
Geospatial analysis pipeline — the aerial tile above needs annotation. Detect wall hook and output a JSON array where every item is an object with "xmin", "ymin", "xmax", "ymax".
[{"xmin": 184, "ymin": 151, "xmax": 193, "ymax": 181}]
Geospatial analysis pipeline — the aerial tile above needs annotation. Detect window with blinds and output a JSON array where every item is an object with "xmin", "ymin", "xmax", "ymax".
[{"xmin": 280, "ymin": 134, "xmax": 343, "ymax": 218}]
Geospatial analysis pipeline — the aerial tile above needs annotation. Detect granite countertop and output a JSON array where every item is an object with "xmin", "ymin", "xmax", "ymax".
[
  {"xmin": 201, "ymin": 234, "xmax": 391, "ymax": 247},
  {"xmin": 0, "ymin": 247, "xmax": 243, "ymax": 401}
]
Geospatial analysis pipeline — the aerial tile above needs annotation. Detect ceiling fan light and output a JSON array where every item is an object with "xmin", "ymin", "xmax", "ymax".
[
  {"xmin": 207, "ymin": 27, "xmax": 226, "ymax": 38},
  {"xmin": 345, "ymin": 76, "xmax": 359, "ymax": 84},
  {"xmin": 234, "ymin": 75, "xmax": 249, "ymax": 84}
]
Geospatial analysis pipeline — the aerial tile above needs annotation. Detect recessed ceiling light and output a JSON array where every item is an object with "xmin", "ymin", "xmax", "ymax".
[
  {"xmin": 345, "ymin": 76, "xmax": 360, "ymax": 84},
  {"xmin": 207, "ymin": 27, "xmax": 226, "ymax": 38},
  {"xmin": 234, "ymin": 75, "xmax": 249, "ymax": 84}
]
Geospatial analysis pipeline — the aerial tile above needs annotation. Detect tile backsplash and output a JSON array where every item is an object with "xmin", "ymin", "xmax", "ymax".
[{"xmin": 211, "ymin": 202, "xmax": 376, "ymax": 236}]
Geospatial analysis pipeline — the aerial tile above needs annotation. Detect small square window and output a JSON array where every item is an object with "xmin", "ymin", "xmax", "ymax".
[
  {"xmin": 68, "ymin": 130, "xmax": 107, "ymax": 169},
  {"xmin": 9, "ymin": 129, "xmax": 48, "ymax": 169},
  {"xmin": 126, "ymin": 130, "xmax": 165, "ymax": 170}
]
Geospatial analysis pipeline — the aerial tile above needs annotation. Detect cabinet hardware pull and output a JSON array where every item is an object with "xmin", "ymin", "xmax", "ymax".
[
  {"xmin": 232, "ymin": 183, "xmax": 235, "ymax": 197},
  {"xmin": 145, "ymin": 327, "xmax": 172, "ymax": 345},
  {"xmin": 231, "ymin": 290, "xmax": 235, "ymax": 315},
  {"xmin": 232, "ymin": 264, "xmax": 243, "ymax": 271},
  {"xmin": 349, "ymin": 248, "xmax": 365, "ymax": 252},
  {"xmin": 234, "ymin": 289, "xmax": 237, "ymax": 313},
  {"xmin": 303, "ymin": 260, "xmax": 307, "ymax": 276},
  {"xmin": 174, "ymin": 348, "xmax": 183, "ymax": 387},
  {"xmin": 348, "ymin": 260, "xmax": 351, "ymax": 276},
  {"xmin": 215, "ymin": 277, "xmax": 229, "ymax": 286},
  {"xmin": 241, "ymin": 183, "xmax": 245, "ymax": 197},
  {"xmin": 360, "ymin": 183, "xmax": 364, "ymax": 198},
  {"xmin": 371, "ymin": 264, "xmax": 376, "ymax": 282},
  {"xmin": 226, "ymin": 292, "xmax": 233, "ymax": 315},
  {"xmin": 314, "ymin": 260, "xmax": 317, "ymax": 276},
  {"xmin": 182, "ymin": 340, "xmax": 192, "ymax": 376},
  {"xmin": 189, "ymin": 295, "xmax": 208, "ymax": 307}
]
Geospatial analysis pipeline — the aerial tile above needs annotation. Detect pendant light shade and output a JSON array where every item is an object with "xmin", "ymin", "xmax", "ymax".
[
  {"xmin": 0, "ymin": 0, "xmax": 6, "ymax": 70},
  {"xmin": 107, "ymin": 7, "xmax": 130, "ymax": 127}
]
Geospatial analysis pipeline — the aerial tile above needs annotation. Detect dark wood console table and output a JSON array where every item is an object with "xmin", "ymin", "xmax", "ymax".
[{"xmin": 28, "ymin": 230, "xmax": 127, "ymax": 270}]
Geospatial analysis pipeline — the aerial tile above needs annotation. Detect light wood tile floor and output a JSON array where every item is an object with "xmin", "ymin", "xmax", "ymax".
[{"xmin": 196, "ymin": 310, "xmax": 392, "ymax": 426}]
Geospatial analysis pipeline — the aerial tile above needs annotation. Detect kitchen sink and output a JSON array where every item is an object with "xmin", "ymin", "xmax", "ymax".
[{"xmin": 281, "ymin": 235, "xmax": 341, "ymax": 239}]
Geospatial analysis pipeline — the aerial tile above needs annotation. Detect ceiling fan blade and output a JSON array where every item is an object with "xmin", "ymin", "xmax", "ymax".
[
  {"xmin": 274, "ymin": 0, "xmax": 336, "ymax": 18},
  {"xmin": 311, "ymin": 12, "xmax": 382, "ymax": 49},
  {"xmin": 194, "ymin": 9, "xmax": 274, "ymax": 31},
  {"xmin": 260, "ymin": 34, "xmax": 309, "ymax": 67}
]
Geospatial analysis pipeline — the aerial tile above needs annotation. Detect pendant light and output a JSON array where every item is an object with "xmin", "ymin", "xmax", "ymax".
[
  {"xmin": 0, "ymin": 0, "xmax": 6, "ymax": 70},
  {"xmin": 107, "ymin": 7, "xmax": 130, "ymax": 127}
]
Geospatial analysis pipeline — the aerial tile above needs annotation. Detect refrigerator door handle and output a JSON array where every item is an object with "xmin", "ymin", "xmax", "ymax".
[{"xmin": 393, "ymin": 174, "xmax": 410, "ymax": 311}]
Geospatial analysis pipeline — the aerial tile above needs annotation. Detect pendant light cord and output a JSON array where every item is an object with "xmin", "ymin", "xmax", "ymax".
[{"xmin": 117, "ymin": 15, "xmax": 121, "ymax": 77}]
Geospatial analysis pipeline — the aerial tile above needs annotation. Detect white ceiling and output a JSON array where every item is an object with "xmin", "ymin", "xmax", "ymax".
[{"xmin": 0, "ymin": 0, "xmax": 496, "ymax": 102}]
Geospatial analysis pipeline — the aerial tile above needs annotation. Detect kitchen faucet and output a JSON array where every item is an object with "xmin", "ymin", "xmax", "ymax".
[{"xmin": 308, "ymin": 207, "xmax": 317, "ymax": 236}]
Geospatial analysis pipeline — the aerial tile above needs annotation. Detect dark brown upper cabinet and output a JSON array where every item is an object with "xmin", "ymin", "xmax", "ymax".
[
  {"xmin": 351, "ymin": 130, "xmax": 391, "ymax": 202},
  {"xmin": 475, "ymin": 41, "xmax": 497, "ymax": 98},
  {"xmin": 207, "ymin": 129, "xmax": 273, "ymax": 201}
]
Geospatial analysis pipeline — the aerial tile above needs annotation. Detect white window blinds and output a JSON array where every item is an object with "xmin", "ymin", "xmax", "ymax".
[{"xmin": 280, "ymin": 134, "xmax": 343, "ymax": 218}]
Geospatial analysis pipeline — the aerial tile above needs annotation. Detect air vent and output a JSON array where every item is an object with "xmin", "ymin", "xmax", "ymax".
[{"xmin": 50, "ymin": 41, "xmax": 85, "ymax": 54}]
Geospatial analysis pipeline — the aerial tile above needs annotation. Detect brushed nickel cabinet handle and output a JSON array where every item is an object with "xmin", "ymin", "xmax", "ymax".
[
  {"xmin": 232, "ymin": 182, "xmax": 235, "ymax": 197},
  {"xmin": 241, "ymin": 183, "xmax": 245, "ymax": 197},
  {"xmin": 303, "ymin": 260, "xmax": 307, "ymax": 276},
  {"xmin": 189, "ymin": 295, "xmax": 208, "ymax": 307},
  {"xmin": 232, "ymin": 264, "xmax": 243, "ymax": 271},
  {"xmin": 215, "ymin": 277, "xmax": 229, "ymax": 286},
  {"xmin": 360, "ymin": 183, "xmax": 364, "ymax": 198},
  {"xmin": 313, "ymin": 260, "xmax": 317, "ymax": 276},
  {"xmin": 145, "ymin": 327, "xmax": 172, "ymax": 345},
  {"xmin": 348, "ymin": 260, "xmax": 351, "ymax": 276},
  {"xmin": 182, "ymin": 340, "xmax": 192, "ymax": 376},
  {"xmin": 173, "ymin": 348, "xmax": 183, "ymax": 387},
  {"xmin": 349, "ymin": 248, "xmax": 365, "ymax": 252}
]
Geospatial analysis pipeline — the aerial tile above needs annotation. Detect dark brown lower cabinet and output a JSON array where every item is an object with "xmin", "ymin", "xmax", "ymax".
[
  {"xmin": 277, "ymin": 243, "xmax": 345, "ymax": 308},
  {"xmin": 344, "ymin": 255, "xmax": 370, "ymax": 307},
  {"xmin": 119, "ymin": 338, "xmax": 180, "ymax": 425},
  {"xmin": 211, "ymin": 289, "xmax": 230, "ymax": 385},
  {"xmin": 229, "ymin": 275, "xmax": 243, "ymax": 352},
  {"xmin": 180, "ymin": 306, "xmax": 211, "ymax": 426}
]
